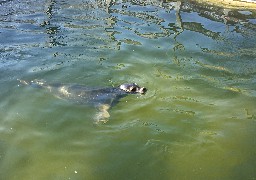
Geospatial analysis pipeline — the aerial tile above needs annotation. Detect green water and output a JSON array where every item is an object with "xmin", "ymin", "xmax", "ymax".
[{"xmin": 1, "ymin": 0, "xmax": 256, "ymax": 179}]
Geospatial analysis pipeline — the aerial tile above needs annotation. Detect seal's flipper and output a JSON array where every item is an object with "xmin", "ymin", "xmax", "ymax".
[
  {"xmin": 94, "ymin": 104, "xmax": 111, "ymax": 124},
  {"xmin": 18, "ymin": 79, "xmax": 30, "ymax": 85},
  {"xmin": 18, "ymin": 79, "xmax": 46, "ymax": 88}
]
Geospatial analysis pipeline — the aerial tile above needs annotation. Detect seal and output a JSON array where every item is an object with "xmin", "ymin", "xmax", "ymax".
[{"xmin": 18, "ymin": 79, "xmax": 147, "ymax": 123}]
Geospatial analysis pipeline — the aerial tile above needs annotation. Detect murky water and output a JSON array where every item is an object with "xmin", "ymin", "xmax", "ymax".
[{"xmin": 1, "ymin": 0, "xmax": 256, "ymax": 179}]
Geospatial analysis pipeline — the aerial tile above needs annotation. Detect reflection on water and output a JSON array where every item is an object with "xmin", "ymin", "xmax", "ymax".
[{"xmin": 0, "ymin": 0, "xmax": 256, "ymax": 179}]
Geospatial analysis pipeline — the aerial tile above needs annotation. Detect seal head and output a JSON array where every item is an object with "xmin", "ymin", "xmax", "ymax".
[{"xmin": 119, "ymin": 83, "xmax": 147, "ymax": 94}]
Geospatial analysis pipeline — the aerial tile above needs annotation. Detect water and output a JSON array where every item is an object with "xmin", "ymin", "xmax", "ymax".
[{"xmin": 0, "ymin": 0, "xmax": 256, "ymax": 179}]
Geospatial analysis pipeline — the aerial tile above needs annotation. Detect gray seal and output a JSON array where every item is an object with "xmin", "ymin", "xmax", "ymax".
[{"xmin": 18, "ymin": 79, "xmax": 147, "ymax": 123}]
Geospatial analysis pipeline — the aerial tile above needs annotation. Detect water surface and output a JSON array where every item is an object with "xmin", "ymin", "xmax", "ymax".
[{"xmin": 0, "ymin": 0, "xmax": 256, "ymax": 179}]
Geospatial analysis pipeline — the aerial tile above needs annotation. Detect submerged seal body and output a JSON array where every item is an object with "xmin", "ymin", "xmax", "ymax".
[{"xmin": 18, "ymin": 80, "xmax": 147, "ymax": 123}]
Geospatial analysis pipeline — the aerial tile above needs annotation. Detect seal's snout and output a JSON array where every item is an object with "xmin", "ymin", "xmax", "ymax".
[{"xmin": 140, "ymin": 87, "xmax": 147, "ymax": 94}]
